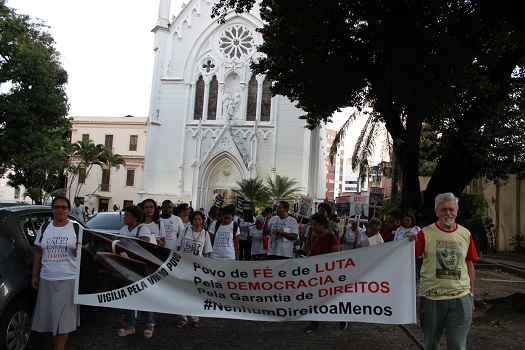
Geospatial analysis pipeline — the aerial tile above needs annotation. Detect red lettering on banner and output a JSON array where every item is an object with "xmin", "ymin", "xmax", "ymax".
[
  {"xmin": 315, "ymin": 258, "xmax": 356, "ymax": 273},
  {"xmin": 227, "ymin": 276, "xmax": 335, "ymax": 291}
]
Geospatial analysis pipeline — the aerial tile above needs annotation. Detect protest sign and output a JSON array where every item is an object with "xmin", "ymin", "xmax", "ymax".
[
  {"xmin": 298, "ymin": 197, "xmax": 313, "ymax": 218},
  {"xmin": 335, "ymin": 196, "xmax": 351, "ymax": 219},
  {"xmin": 76, "ymin": 230, "xmax": 416, "ymax": 324}
]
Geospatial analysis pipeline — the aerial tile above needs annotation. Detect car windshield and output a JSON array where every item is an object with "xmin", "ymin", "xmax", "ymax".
[{"xmin": 87, "ymin": 213, "xmax": 125, "ymax": 230}]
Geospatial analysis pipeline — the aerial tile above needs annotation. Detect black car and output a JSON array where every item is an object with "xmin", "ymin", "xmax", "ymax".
[{"xmin": 0, "ymin": 204, "xmax": 85, "ymax": 350}]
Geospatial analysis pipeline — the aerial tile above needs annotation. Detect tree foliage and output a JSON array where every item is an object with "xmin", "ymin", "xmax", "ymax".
[
  {"xmin": 232, "ymin": 177, "xmax": 271, "ymax": 210},
  {"xmin": 213, "ymin": 0, "xmax": 525, "ymax": 221},
  {"xmin": 266, "ymin": 174, "xmax": 303, "ymax": 200},
  {"xmin": 67, "ymin": 139, "xmax": 126, "ymax": 199},
  {"xmin": 0, "ymin": 1, "xmax": 70, "ymax": 201}
]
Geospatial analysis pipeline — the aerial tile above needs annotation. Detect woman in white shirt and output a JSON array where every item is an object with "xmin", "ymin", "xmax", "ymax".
[
  {"xmin": 141, "ymin": 198, "xmax": 166, "ymax": 246},
  {"xmin": 394, "ymin": 212, "xmax": 422, "ymax": 280},
  {"xmin": 117, "ymin": 205, "xmax": 155, "ymax": 339}
]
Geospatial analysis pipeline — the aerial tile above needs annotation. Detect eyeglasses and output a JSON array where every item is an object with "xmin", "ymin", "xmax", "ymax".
[{"xmin": 53, "ymin": 206, "xmax": 69, "ymax": 210}]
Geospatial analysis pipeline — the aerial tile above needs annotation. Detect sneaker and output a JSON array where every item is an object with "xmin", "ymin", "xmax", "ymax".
[
  {"xmin": 304, "ymin": 323, "xmax": 318, "ymax": 333},
  {"xmin": 339, "ymin": 321, "xmax": 348, "ymax": 330},
  {"xmin": 118, "ymin": 326, "xmax": 135, "ymax": 337}
]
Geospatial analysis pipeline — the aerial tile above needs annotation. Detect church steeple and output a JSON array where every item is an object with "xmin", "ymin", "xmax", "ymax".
[{"xmin": 157, "ymin": 0, "xmax": 171, "ymax": 28}]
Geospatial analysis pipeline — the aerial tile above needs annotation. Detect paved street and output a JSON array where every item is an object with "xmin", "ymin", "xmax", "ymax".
[{"xmin": 28, "ymin": 305, "xmax": 423, "ymax": 349}]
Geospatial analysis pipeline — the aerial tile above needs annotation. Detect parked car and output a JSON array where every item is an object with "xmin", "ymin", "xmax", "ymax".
[
  {"xmin": 86, "ymin": 211, "xmax": 125, "ymax": 234},
  {"xmin": 0, "ymin": 204, "xmax": 85, "ymax": 350}
]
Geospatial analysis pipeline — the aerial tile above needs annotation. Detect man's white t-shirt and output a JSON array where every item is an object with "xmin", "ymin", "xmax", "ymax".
[
  {"xmin": 209, "ymin": 222, "xmax": 239, "ymax": 260},
  {"xmin": 267, "ymin": 215, "xmax": 299, "ymax": 258},
  {"xmin": 160, "ymin": 215, "xmax": 185, "ymax": 249},
  {"xmin": 71, "ymin": 204, "xmax": 86, "ymax": 221}
]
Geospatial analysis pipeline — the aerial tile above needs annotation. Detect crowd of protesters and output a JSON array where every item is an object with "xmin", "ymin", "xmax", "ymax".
[{"xmin": 30, "ymin": 193, "xmax": 477, "ymax": 347}]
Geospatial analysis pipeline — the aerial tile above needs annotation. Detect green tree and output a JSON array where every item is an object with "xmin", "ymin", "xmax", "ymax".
[
  {"xmin": 6, "ymin": 118, "xmax": 71, "ymax": 204},
  {"xmin": 213, "ymin": 0, "xmax": 525, "ymax": 221},
  {"xmin": 0, "ymin": 1, "xmax": 69, "ymax": 180},
  {"xmin": 266, "ymin": 174, "xmax": 303, "ymax": 200},
  {"xmin": 67, "ymin": 140, "xmax": 126, "ymax": 199},
  {"xmin": 232, "ymin": 178, "xmax": 271, "ymax": 211}
]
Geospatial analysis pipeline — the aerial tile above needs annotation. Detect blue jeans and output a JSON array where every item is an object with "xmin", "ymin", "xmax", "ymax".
[
  {"xmin": 123, "ymin": 310, "xmax": 154, "ymax": 327},
  {"xmin": 419, "ymin": 294, "xmax": 473, "ymax": 350}
]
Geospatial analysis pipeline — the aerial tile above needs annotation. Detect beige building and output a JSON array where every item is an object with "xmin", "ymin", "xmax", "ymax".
[{"xmin": 70, "ymin": 116, "xmax": 147, "ymax": 211}]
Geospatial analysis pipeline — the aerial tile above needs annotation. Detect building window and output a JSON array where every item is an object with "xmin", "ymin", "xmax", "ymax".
[
  {"xmin": 194, "ymin": 76, "xmax": 204, "ymax": 120},
  {"xmin": 101, "ymin": 169, "xmax": 110, "ymax": 191},
  {"xmin": 123, "ymin": 200, "xmax": 133, "ymax": 208},
  {"xmin": 246, "ymin": 76, "xmax": 257, "ymax": 121},
  {"xmin": 260, "ymin": 80, "xmax": 272, "ymax": 121},
  {"xmin": 82, "ymin": 134, "xmax": 90, "ymax": 142},
  {"xmin": 104, "ymin": 135, "xmax": 113, "ymax": 149},
  {"xmin": 126, "ymin": 169, "xmax": 135, "ymax": 187},
  {"xmin": 78, "ymin": 167, "xmax": 86, "ymax": 184},
  {"xmin": 208, "ymin": 76, "xmax": 218, "ymax": 120},
  {"xmin": 129, "ymin": 135, "xmax": 138, "ymax": 151}
]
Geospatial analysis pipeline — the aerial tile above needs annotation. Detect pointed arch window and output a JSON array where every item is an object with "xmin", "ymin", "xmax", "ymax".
[
  {"xmin": 194, "ymin": 76, "xmax": 204, "ymax": 120},
  {"xmin": 261, "ymin": 80, "xmax": 272, "ymax": 121},
  {"xmin": 208, "ymin": 76, "xmax": 218, "ymax": 120},
  {"xmin": 246, "ymin": 76, "xmax": 257, "ymax": 121}
]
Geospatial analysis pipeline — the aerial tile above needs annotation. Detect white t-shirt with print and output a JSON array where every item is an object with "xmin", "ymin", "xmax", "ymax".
[
  {"xmin": 143, "ymin": 221, "xmax": 166, "ymax": 243},
  {"xmin": 250, "ymin": 225, "xmax": 266, "ymax": 255},
  {"xmin": 71, "ymin": 204, "xmax": 86, "ymax": 221},
  {"xmin": 160, "ymin": 215, "xmax": 185, "ymax": 249},
  {"xmin": 175, "ymin": 226, "xmax": 213, "ymax": 256},
  {"xmin": 267, "ymin": 215, "xmax": 299, "ymax": 258},
  {"xmin": 209, "ymin": 222, "xmax": 239, "ymax": 260},
  {"xmin": 34, "ymin": 221, "xmax": 80, "ymax": 281}
]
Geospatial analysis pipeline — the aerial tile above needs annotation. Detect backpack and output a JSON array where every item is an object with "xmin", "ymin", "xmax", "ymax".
[
  {"xmin": 39, "ymin": 221, "xmax": 80, "ymax": 243},
  {"xmin": 211, "ymin": 220, "xmax": 239, "ymax": 246}
]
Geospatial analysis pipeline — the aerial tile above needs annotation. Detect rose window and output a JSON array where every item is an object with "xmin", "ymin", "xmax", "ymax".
[{"xmin": 219, "ymin": 25, "xmax": 255, "ymax": 60}]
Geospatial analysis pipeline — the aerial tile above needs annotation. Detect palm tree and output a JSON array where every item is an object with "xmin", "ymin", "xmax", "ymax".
[
  {"xmin": 266, "ymin": 174, "xmax": 303, "ymax": 200},
  {"xmin": 232, "ymin": 178, "xmax": 270, "ymax": 211},
  {"xmin": 67, "ymin": 140, "xmax": 126, "ymax": 199},
  {"xmin": 329, "ymin": 110, "xmax": 395, "ymax": 195},
  {"xmin": 67, "ymin": 140, "xmax": 105, "ymax": 198}
]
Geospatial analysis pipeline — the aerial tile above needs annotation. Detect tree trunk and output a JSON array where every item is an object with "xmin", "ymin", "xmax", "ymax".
[
  {"xmin": 400, "ymin": 115, "xmax": 423, "ymax": 212},
  {"xmin": 422, "ymin": 152, "xmax": 478, "ymax": 223}
]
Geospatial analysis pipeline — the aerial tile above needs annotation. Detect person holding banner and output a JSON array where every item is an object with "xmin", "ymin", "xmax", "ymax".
[
  {"xmin": 209, "ymin": 204, "xmax": 240, "ymax": 260},
  {"xmin": 31, "ymin": 196, "xmax": 81, "ymax": 350},
  {"xmin": 175, "ymin": 211, "xmax": 213, "ymax": 328},
  {"xmin": 303, "ymin": 213, "xmax": 347, "ymax": 332},
  {"xmin": 264, "ymin": 201, "xmax": 299, "ymax": 260},
  {"xmin": 117, "ymin": 206, "xmax": 156, "ymax": 338},
  {"xmin": 408, "ymin": 193, "xmax": 478, "ymax": 350},
  {"xmin": 141, "ymin": 198, "xmax": 166, "ymax": 247}
]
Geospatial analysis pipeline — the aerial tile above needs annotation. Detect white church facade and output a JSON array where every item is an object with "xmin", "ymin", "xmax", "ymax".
[{"xmin": 140, "ymin": 0, "xmax": 326, "ymax": 209}]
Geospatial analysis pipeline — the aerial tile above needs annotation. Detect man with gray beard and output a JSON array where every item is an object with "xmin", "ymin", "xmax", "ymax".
[{"xmin": 408, "ymin": 193, "xmax": 478, "ymax": 350}]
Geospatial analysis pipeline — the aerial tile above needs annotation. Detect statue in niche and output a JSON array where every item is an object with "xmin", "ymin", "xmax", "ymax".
[
  {"xmin": 223, "ymin": 88, "xmax": 234, "ymax": 119},
  {"xmin": 233, "ymin": 88, "xmax": 241, "ymax": 111}
]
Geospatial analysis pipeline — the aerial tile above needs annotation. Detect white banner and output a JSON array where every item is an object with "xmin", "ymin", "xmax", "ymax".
[{"xmin": 75, "ymin": 230, "xmax": 416, "ymax": 324}]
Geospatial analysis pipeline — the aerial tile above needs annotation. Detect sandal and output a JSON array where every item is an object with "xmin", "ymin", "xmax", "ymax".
[
  {"xmin": 118, "ymin": 326, "xmax": 135, "ymax": 337},
  {"xmin": 144, "ymin": 325, "xmax": 154, "ymax": 339}
]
